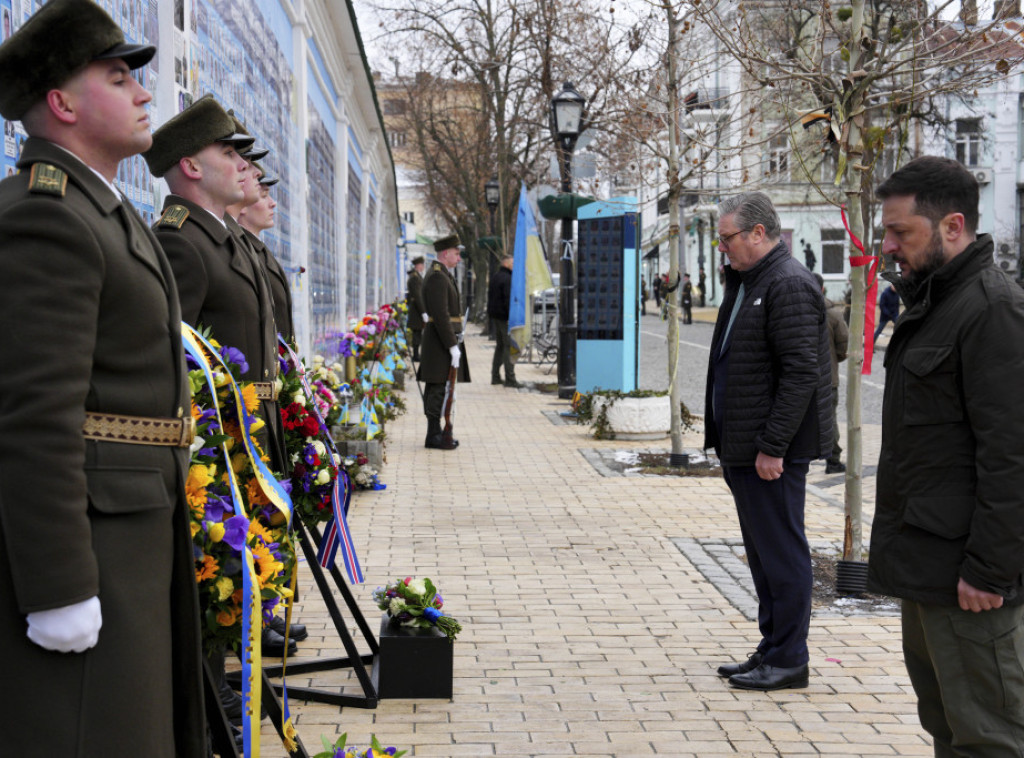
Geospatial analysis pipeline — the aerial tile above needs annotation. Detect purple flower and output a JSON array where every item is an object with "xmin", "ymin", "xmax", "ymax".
[
  {"xmin": 303, "ymin": 445, "xmax": 319, "ymax": 466},
  {"xmin": 219, "ymin": 346, "xmax": 249, "ymax": 375},
  {"xmin": 197, "ymin": 446, "xmax": 218, "ymax": 458},
  {"xmin": 278, "ymin": 478, "xmax": 292, "ymax": 495},
  {"xmin": 278, "ymin": 355, "xmax": 289, "ymax": 376},
  {"xmin": 222, "ymin": 515, "xmax": 249, "ymax": 552}
]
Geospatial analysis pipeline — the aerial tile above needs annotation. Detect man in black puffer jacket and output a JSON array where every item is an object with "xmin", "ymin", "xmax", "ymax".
[
  {"xmin": 705, "ymin": 192, "xmax": 833, "ymax": 692},
  {"xmin": 869, "ymin": 157, "xmax": 1024, "ymax": 756}
]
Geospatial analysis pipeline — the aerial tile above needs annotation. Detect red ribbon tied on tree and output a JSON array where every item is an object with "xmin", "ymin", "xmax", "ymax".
[{"xmin": 841, "ymin": 205, "xmax": 879, "ymax": 374}]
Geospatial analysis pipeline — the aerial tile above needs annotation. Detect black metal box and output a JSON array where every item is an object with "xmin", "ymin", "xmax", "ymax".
[{"xmin": 372, "ymin": 615, "xmax": 453, "ymax": 699}]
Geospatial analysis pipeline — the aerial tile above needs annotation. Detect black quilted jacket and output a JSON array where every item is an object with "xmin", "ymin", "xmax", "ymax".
[{"xmin": 703, "ymin": 241, "xmax": 833, "ymax": 466}]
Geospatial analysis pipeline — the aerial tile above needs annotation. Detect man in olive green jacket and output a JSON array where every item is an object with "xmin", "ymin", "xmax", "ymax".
[
  {"xmin": 869, "ymin": 156, "xmax": 1024, "ymax": 756},
  {"xmin": 418, "ymin": 235, "xmax": 470, "ymax": 449},
  {"xmin": 0, "ymin": 1, "xmax": 205, "ymax": 754}
]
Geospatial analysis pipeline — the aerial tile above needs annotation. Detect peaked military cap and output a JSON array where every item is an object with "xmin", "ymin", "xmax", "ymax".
[
  {"xmin": 433, "ymin": 234, "xmax": 461, "ymax": 253},
  {"xmin": 228, "ymin": 112, "xmax": 269, "ymax": 161},
  {"xmin": 249, "ymin": 160, "xmax": 278, "ymax": 186},
  {"xmin": 144, "ymin": 95, "xmax": 255, "ymax": 178},
  {"xmin": 0, "ymin": 0, "xmax": 155, "ymax": 120},
  {"xmin": 411, "ymin": 255, "xmax": 425, "ymax": 265}
]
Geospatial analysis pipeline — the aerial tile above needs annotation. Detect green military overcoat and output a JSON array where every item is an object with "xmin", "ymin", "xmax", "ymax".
[
  {"xmin": 153, "ymin": 199, "xmax": 287, "ymax": 472},
  {"xmin": 0, "ymin": 138, "xmax": 206, "ymax": 756},
  {"xmin": 418, "ymin": 260, "xmax": 470, "ymax": 383},
  {"xmin": 407, "ymin": 268, "xmax": 425, "ymax": 331},
  {"xmin": 245, "ymin": 228, "xmax": 294, "ymax": 344}
]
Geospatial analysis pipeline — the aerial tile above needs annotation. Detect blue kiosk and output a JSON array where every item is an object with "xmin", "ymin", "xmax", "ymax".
[{"xmin": 575, "ymin": 196, "xmax": 640, "ymax": 394}]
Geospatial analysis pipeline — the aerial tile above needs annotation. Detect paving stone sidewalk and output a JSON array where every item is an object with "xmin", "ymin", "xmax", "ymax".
[{"xmin": 264, "ymin": 330, "xmax": 925, "ymax": 757}]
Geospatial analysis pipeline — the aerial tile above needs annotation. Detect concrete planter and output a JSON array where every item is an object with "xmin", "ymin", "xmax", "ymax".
[{"xmin": 594, "ymin": 394, "xmax": 670, "ymax": 440}]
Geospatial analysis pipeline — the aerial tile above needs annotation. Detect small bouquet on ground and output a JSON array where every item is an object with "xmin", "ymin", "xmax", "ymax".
[
  {"xmin": 373, "ymin": 577, "xmax": 462, "ymax": 642},
  {"xmin": 344, "ymin": 453, "xmax": 384, "ymax": 491},
  {"xmin": 313, "ymin": 733, "xmax": 406, "ymax": 758}
]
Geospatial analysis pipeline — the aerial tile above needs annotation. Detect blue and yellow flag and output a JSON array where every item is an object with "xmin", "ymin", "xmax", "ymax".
[{"xmin": 509, "ymin": 185, "xmax": 554, "ymax": 356}]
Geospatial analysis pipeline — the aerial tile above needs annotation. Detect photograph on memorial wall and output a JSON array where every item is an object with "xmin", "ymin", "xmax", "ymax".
[
  {"xmin": 307, "ymin": 98, "xmax": 340, "ymax": 359},
  {"xmin": 191, "ymin": 0, "xmax": 295, "ymax": 271},
  {"xmin": 347, "ymin": 155, "xmax": 363, "ymax": 320}
]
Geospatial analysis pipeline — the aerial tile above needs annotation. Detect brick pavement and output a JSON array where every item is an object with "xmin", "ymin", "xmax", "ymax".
[{"xmin": 259, "ymin": 329, "xmax": 923, "ymax": 757}]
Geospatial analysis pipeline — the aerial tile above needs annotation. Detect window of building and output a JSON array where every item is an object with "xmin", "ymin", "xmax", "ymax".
[
  {"xmin": 767, "ymin": 132, "xmax": 789, "ymax": 181},
  {"xmin": 402, "ymin": 210, "xmax": 415, "ymax": 224},
  {"xmin": 383, "ymin": 98, "xmax": 407, "ymax": 116},
  {"xmin": 388, "ymin": 130, "xmax": 407, "ymax": 149},
  {"xmin": 955, "ymin": 119, "xmax": 983, "ymax": 167},
  {"xmin": 821, "ymin": 228, "xmax": 846, "ymax": 274}
]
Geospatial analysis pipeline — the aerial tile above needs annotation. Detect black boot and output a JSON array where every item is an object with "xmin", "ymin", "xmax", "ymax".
[{"xmin": 425, "ymin": 417, "xmax": 458, "ymax": 450}]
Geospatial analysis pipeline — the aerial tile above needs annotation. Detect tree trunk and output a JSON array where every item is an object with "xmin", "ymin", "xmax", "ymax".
[
  {"xmin": 665, "ymin": 2, "xmax": 684, "ymax": 457},
  {"xmin": 842, "ymin": 0, "xmax": 867, "ymax": 561}
]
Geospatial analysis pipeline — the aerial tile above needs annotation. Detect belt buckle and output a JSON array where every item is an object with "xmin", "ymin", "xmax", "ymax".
[{"xmin": 180, "ymin": 416, "xmax": 197, "ymax": 447}]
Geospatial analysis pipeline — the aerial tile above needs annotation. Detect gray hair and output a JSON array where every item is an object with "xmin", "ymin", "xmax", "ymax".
[{"xmin": 718, "ymin": 191, "xmax": 781, "ymax": 240}]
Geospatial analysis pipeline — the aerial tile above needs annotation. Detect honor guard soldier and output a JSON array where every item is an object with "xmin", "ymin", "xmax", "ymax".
[
  {"xmin": 144, "ymin": 99, "xmax": 296, "ymax": 671},
  {"xmin": 0, "ymin": 1, "xmax": 206, "ymax": 755},
  {"xmin": 219, "ymin": 113, "xmax": 289, "ymax": 472},
  {"xmin": 406, "ymin": 255, "xmax": 426, "ymax": 362},
  {"xmin": 240, "ymin": 163, "xmax": 295, "ymax": 345},
  {"xmin": 418, "ymin": 234, "xmax": 471, "ymax": 449},
  {"xmin": 143, "ymin": 97, "xmax": 286, "ymax": 469}
]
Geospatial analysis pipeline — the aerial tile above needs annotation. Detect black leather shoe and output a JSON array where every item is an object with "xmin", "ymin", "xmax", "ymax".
[
  {"xmin": 261, "ymin": 627, "xmax": 297, "ymax": 657},
  {"xmin": 425, "ymin": 433, "xmax": 458, "ymax": 450},
  {"xmin": 491, "ymin": 377, "xmax": 503, "ymax": 385},
  {"xmin": 825, "ymin": 460, "xmax": 846, "ymax": 474},
  {"xmin": 716, "ymin": 652, "xmax": 763, "ymax": 678},
  {"xmin": 728, "ymin": 662, "xmax": 809, "ymax": 691},
  {"xmin": 268, "ymin": 614, "xmax": 307, "ymax": 642},
  {"xmin": 504, "ymin": 379, "xmax": 523, "ymax": 388}
]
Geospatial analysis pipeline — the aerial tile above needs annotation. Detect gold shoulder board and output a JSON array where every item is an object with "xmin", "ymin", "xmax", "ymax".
[
  {"xmin": 28, "ymin": 163, "xmax": 67, "ymax": 197},
  {"xmin": 158, "ymin": 205, "xmax": 190, "ymax": 229}
]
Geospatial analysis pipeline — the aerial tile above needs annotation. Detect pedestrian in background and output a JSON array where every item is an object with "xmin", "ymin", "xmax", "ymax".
[
  {"xmin": 653, "ymin": 274, "xmax": 662, "ymax": 308},
  {"xmin": 706, "ymin": 191, "xmax": 833, "ymax": 692},
  {"xmin": 874, "ymin": 282, "xmax": 901, "ymax": 348},
  {"xmin": 640, "ymin": 278, "xmax": 649, "ymax": 315},
  {"xmin": 699, "ymin": 267, "xmax": 707, "ymax": 307},
  {"xmin": 0, "ymin": 1, "xmax": 205, "ymax": 753},
  {"xmin": 869, "ymin": 156, "xmax": 1024, "ymax": 756},
  {"xmin": 487, "ymin": 254, "xmax": 519, "ymax": 387},
  {"xmin": 814, "ymin": 273, "xmax": 849, "ymax": 474},
  {"xmin": 682, "ymin": 273, "xmax": 693, "ymax": 324}
]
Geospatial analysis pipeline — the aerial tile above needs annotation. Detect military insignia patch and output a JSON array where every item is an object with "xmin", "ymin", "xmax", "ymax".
[
  {"xmin": 158, "ymin": 205, "xmax": 190, "ymax": 229},
  {"xmin": 28, "ymin": 163, "xmax": 67, "ymax": 197}
]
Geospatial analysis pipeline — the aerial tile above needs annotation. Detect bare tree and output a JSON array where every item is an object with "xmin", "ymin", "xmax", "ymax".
[{"xmin": 371, "ymin": 0, "xmax": 650, "ymax": 315}]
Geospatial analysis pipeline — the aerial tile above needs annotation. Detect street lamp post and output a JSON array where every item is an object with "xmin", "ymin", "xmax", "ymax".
[
  {"xmin": 551, "ymin": 81, "xmax": 585, "ymax": 400},
  {"xmin": 484, "ymin": 176, "xmax": 500, "ymax": 339}
]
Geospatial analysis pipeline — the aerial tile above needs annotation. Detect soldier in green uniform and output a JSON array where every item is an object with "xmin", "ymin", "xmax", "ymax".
[
  {"xmin": 418, "ymin": 234, "xmax": 471, "ymax": 449},
  {"xmin": 0, "ymin": 1, "xmax": 205, "ymax": 754},
  {"xmin": 241, "ymin": 163, "xmax": 294, "ymax": 344},
  {"xmin": 143, "ymin": 99, "xmax": 297, "ymax": 672},
  {"xmin": 406, "ymin": 255, "xmax": 426, "ymax": 362}
]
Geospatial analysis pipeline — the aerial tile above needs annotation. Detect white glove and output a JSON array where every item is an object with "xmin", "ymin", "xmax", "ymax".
[
  {"xmin": 422, "ymin": 313, "xmax": 429, "ymax": 324},
  {"xmin": 27, "ymin": 596, "xmax": 102, "ymax": 653},
  {"xmin": 449, "ymin": 344, "xmax": 461, "ymax": 368}
]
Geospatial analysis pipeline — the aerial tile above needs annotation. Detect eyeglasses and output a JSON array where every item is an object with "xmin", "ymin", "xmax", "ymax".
[{"xmin": 718, "ymin": 228, "xmax": 749, "ymax": 248}]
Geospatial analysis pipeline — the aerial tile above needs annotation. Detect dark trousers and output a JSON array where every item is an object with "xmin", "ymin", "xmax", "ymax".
[
  {"xmin": 490, "ymin": 318, "xmax": 515, "ymax": 382},
  {"xmin": 722, "ymin": 462, "xmax": 812, "ymax": 668},
  {"xmin": 829, "ymin": 386, "xmax": 842, "ymax": 463},
  {"xmin": 409, "ymin": 328, "xmax": 422, "ymax": 362},
  {"xmin": 423, "ymin": 381, "xmax": 446, "ymax": 420},
  {"xmin": 874, "ymin": 315, "xmax": 895, "ymax": 341},
  {"xmin": 682, "ymin": 303, "xmax": 692, "ymax": 324},
  {"xmin": 903, "ymin": 600, "xmax": 1024, "ymax": 757}
]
